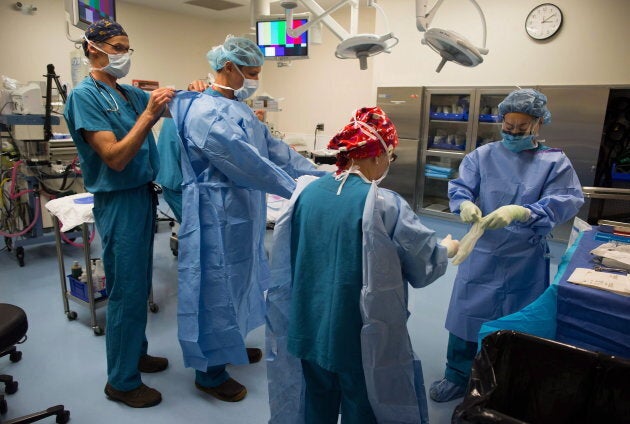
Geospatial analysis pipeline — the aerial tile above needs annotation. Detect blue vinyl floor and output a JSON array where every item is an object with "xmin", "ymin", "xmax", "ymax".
[{"xmin": 0, "ymin": 208, "xmax": 568, "ymax": 424}]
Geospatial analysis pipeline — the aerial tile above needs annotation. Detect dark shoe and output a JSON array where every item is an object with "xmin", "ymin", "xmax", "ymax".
[
  {"xmin": 247, "ymin": 348, "xmax": 263, "ymax": 364},
  {"xmin": 104, "ymin": 383, "xmax": 162, "ymax": 408},
  {"xmin": 195, "ymin": 378, "xmax": 247, "ymax": 402},
  {"xmin": 429, "ymin": 378, "xmax": 466, "ymax": 402},
  {"xmin": 139, "ymin": 354, "xmax": 168, "ymax": 373}
]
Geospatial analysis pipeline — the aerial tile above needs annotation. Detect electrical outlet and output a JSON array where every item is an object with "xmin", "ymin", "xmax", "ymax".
[{"xmin": 316, "ymin": 123, "xmax": 324, "ymax": 131}]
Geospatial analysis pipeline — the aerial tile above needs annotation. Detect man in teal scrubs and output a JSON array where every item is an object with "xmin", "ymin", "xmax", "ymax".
[{"xmin": 64, "ymin": 19, "xmax": 174, "ymax": 408}]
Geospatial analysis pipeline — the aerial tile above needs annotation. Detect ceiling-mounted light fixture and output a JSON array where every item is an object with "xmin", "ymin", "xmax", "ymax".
[
  {"xmin": 280, "ymin": 0, "xmax": 398, "ymax": 70},
  {"xmin": 416, "ymin": 0, "xmax": 488, "ymax": 72}
]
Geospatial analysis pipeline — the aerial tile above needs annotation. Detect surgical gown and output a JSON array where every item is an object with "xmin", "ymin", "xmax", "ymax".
[
  {"xmin": 446, "ymin": 142, "xmax": 584, "ymax": 342},
  {"xmin": 64, "ymin": 78, "xmax": 158, "ymax": 391},
  {"xmin": 168, "ymin": 90, "xmax": 325, "ymax": 371},
  {"xmin": 266, "ymin": 175, "xmax": 449, "ymax": 424}
]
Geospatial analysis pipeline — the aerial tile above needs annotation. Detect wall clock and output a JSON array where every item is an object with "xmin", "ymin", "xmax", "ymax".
[{"xmin": 525, "ymin": 3, "xmax": 563, "ymax": 40}]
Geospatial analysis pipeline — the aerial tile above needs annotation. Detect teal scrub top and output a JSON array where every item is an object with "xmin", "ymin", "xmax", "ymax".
[
  {"xmin": 155, "ymin": 117, "xmax": 181, "ymax": 191},
  {"xmin": 63, "ymin": 77, "xmax": 159, "ymax": 193},
  {"xmin": 287, "ymin": 173, "xmax": 370, "ymax": 373}
]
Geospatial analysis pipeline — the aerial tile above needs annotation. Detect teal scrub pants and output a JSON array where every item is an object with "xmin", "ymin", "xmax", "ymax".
[
  {"xmin": 161, "ymin": 187, "xmax": 182, "ymax": 223},
  {"xmin": 444, "ymin": 332, "xmax": 478, "ymax": 386},
  {"xmin": 301, "ymin": 360, "xmax": 377, "ymax": 424},
  {"xmin": 94, "ymin": 184, "xmax": 155, "ymax": 391}
]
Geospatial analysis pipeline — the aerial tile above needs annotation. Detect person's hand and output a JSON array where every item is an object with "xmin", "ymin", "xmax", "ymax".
[
  {"xmin": 187, "ymin": 80, "xmax": 209, "ymax": 92},
  {"xmin": 440, "ymin": 234, "xmax": 460, "ymax": 258},
  {"xmin": 145, "ymin": 87, "xmax": 175, "ymax": 120},
  {"xmin": 459, "ymin": 200, "xmax": 482, "ymax": 223},
  {"xmin": 254, "ymin": 109, "xmax": 265, "ymax": 122},
  {"xmin": 481, "ymin": 205, "xmax": 531, "ymax": 230}
]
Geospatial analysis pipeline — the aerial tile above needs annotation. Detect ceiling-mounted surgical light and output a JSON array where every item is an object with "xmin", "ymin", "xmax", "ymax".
[
  {"xmin": 416, "ymin": 0, "xmax": 488, "ymax": 72},
  {"xmin": 280, "ymin": 0, "xmax": 398, "ymax": 70}
]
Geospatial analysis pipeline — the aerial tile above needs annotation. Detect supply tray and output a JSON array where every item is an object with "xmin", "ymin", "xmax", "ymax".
[
  {"xmin": 611, "ymin": 163, "xmax": 630, "ymax": 181},
  {"xmin": 428, "ymin": 137, "xmax": 465, "ymax": 151},
  {"xmin": 430, "ymin": 112, "xmax": 468, "ymax": 121},
  {"xmin": 478, "ymin": 114, "xmax": 501, "ymax": 123},
  {"xmin": 67, "ymin": 275, "xmax": 107, "ymax": 302}
]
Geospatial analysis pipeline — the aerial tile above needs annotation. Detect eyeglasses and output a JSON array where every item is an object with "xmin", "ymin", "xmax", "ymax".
[
  {"xmin": 99, "ymin": 40, "xmax": 134, "ymax": 55},
  {"xmin": 389, "ymin": 153, "xmax": 398, "ymax": 163}
]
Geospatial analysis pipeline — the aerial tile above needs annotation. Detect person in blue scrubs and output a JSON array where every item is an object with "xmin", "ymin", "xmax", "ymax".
[
  {"xmin": 63, "ymin": 19, "xmax": 174, "ymax": 408},
  {"xmin": 429, "ymin": 89, "xmax": 585, "ymax": 402},
  {"xmin": 165, "ymin": 36, "xmax": 326, "ymax": 402},
  {"xmin": 265, "ymin": 107, "xmax": 459, "ymax": 424}
]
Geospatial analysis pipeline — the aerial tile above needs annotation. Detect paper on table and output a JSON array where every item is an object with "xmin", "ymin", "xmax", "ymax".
[{"xmin": 567, "ymin": 267, "xmax": 630, "ymax": 296}]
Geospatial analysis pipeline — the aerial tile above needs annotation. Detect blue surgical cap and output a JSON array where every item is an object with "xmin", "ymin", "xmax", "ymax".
[
  {"xmin": 206, "ymin": 35, "xmax": 264, "ymax": 71},
  {"xmin": 498, "ymin": 89, "xmax": 552, "ymax": 124}
]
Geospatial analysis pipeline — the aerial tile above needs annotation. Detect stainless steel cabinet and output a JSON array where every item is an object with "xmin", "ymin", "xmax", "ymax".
[
  {"xmin": 415, "ymin": 87, "xmax": 512, "ymax": 217},
  {"xmin": 376, "ymin": 87, "xmax": 423, "ymax": 206}
]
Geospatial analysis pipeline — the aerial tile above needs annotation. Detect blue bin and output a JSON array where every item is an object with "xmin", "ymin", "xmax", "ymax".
[{"xmin": 68, "ymin": 275, "xmax": 107, "ymax": 301}]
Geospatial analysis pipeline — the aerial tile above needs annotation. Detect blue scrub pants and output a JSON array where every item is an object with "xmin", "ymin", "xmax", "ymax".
[
  {"xmin": 195, "ymin": 365, "xmax": 230, "ymax": 388},
  {"xmin": 444, "ymin": 332, "xmax": 478, "ymax": 386},
  {"xmin": 94, "ymin": 184, "xmax": 155, "ymax": 391},
  {"xmin": 301, "ymin": 360, "xmax": 377, "ymax": 424},
  {"xmin": 161, "ymin": 187, "xmax": 182, "ymax": 223}
]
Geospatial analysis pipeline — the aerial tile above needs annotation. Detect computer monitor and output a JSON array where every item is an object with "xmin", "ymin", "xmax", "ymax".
[
  {"xmin": 64, "ymin": 0, "xmax": 116, "ymax": 31},
  {"xmin": 256, "ymin": 16, "xmax": 308, "ymax": 60}
]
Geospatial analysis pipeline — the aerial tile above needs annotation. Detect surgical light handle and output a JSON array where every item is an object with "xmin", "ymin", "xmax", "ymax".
[{"xmin": 415, "ymin": 0, "xmax": 488, "ymax": 52}]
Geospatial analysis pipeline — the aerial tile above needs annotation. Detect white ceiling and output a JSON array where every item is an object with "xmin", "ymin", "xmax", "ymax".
[{"xmin": 122, "ymin": 0, "xmax": 341, "ymax": 22}]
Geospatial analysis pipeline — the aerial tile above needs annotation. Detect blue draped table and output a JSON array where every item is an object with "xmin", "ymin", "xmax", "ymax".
[{"xmin": 478, "ymin": 227, "xmax": 630, "ymax": 359}]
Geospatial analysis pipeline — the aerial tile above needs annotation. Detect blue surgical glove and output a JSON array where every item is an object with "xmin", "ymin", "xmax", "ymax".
[
  {"xmin": 459, "ymin": 200, "xmax": 482, "ymax": 223},
  {"xmin": 481, "ymin": 205, "xmax": 531, "ymax": 230}
]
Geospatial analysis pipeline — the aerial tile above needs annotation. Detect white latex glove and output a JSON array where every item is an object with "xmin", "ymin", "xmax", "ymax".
[
  {"xmin": 459, "ymin": 200, "xmax": 482, "ymax": 223},
  {"xmin": 481, "ymin": 205, "xmax": 531, "ymax": 230},
  {"xmin": 452, "ymin": 222, "xmax": 485, "ymax": 265},
  {"xmin": 440, "ymin": 234, "xmax": 460, "ymax": 258}
]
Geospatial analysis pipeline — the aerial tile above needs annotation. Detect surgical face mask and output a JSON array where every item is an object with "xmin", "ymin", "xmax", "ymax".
[
  {"xmin": 86, "ymin": 38, "xmax": 131, "ymax": 79},
  {"xmin": 233, "ymin": 66, "xmax": 259, "ymax": 100},
  {"xmin": 501, "ymin": 131, "xmax": 536, "ymax": 152}
]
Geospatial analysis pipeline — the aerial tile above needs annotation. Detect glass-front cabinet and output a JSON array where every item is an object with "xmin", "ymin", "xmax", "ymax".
[{"xmin": 416, "ymin": 87, "xmax": 512, "ymax": 217}]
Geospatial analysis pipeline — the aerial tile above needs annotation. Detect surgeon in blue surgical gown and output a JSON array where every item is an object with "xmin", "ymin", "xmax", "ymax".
[
  {"xmin": 266, "ymin": 107, "xmax": 459, "ymax": 424},
  {"xmin": 429, "ymin": 88, "xmax": 584, "ymax": 403},
  {"xmin": 166, "ymin": 35, "xmax": 325, "ymax": 402}
]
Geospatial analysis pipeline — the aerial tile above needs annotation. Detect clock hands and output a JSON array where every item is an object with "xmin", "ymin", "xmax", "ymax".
[{"xmin": 542, "ymin": 13, "xmax": 556, "ymax": 23}]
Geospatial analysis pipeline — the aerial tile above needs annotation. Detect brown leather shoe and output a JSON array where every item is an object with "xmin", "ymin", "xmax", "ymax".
[
  {"xmin": 195, "ymin": 378, "xmax": 247, "ymax": 402},
  {"xmin": 105, "ymin": 383, "xmax": 162, "ymax": 408},
  {"xmin": 138, "ymin": 354, "xmax": 168, "ymax": 373},
  {"xmin": 246, "ymin": 348, "xmax": 263, "ymax": 364}
]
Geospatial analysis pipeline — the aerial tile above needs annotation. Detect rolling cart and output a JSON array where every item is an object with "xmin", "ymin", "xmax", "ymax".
[{"xmin": 46, "ymin": 194, "xmax": 158, "ymax": 336}]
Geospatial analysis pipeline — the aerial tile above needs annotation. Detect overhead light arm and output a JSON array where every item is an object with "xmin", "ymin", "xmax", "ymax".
[
  {"xmin": 415, "ymin": 0, "xmax": 446, "ymax": 32},
  {"xmin": 281, "ymin": 0, "xmax": 352, "ymax": 41},
  {"xmin": 281, "ymin": 0, "xmax": 397, "ymax": 70}
]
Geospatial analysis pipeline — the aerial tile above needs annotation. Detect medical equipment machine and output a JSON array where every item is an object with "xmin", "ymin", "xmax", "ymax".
[
  {"xmin": 256, "ymin": 15, "xmax": 309, "ymax": 61},
  {"xmin": 415, "ymin": 0, "xmax": 489, "ymax": 72},
  {"xmin": 64, "ymin": 0, "xmax": 117, "ymax": 43},
  {"xmin": 64, "ymin": 0, "xmax": 116, "ymax": 31},
  {"xmin": 280, "ymin": 0, "xmax": 398, "ymax": 70},
  {"xmin": 10, "ymin": 83, "xmax": 44, "ymax": 115}
]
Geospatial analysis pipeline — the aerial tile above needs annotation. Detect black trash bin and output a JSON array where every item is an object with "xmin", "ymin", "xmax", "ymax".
[{"xmin": 452, "ymin": 330, "xmax": 630, "ymax": 424}]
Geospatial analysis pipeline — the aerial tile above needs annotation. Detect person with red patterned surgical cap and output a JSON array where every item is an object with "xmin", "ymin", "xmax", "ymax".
[{"xmin": 265, "ymin": 107, "xmax": 459, "ymax": 424}]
